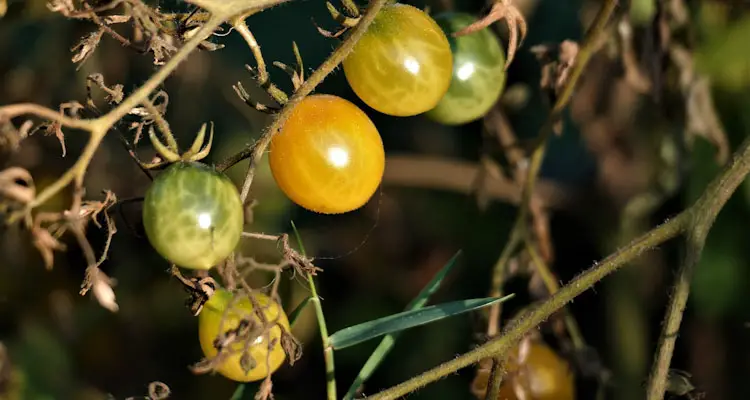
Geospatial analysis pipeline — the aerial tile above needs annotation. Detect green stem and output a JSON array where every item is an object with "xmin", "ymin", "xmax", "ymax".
[
  {"xmin": 646, "ymin": 135, "xmax": 750, "ymax": 399},
  {"xmin": 364, "ymin": 213, "xmax": 689, "ymax": 399},
  {"xmin": 291, "ymin": 223, "xmax": 337, "ymax": 400}
]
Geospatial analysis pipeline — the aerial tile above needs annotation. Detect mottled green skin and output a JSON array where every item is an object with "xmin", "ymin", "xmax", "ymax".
[
  {"xmin": 142, "ymin": 162, "xmax": 243, "ymax": 270},
  {"xmin": 425, "ymin": 13, "xmax": 507, "ymax": 126}
]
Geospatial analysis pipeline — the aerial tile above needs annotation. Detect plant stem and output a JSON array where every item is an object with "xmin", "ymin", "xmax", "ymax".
[
  {"xmin": 480, "ymin": 0, "xmax": 619, "ymax": 393},
  {"xmin": 309, "ymin": 272, "xmax": 337, "ymax": 400},
  {"xmin": 291, "ymin": 223, "xmax": 337, "ymax": 400},
  {"xmin": 364, "ymin": 212, "xmax": 689, "ymax": 399},
  {"xmin": 645, "ymin": 135, "xmax": 750, "ymax": 399},
  {"xmin": 484, "ymin": 356, "xmax": 507, "ymax": 400},
  {"xmin": 216, "ymin": 0, "xmax": 391, "ymax": 202},
  {"xmin": 367, "ymin": 133, "xmax": 750, "ymax": 399},
  {"xmin": 525, "ymin": 234, "xmax": 585, "ymax": 350},
  {"xmin": 94, "ymin": 14, "xmax": 226, "ymax": 130}
]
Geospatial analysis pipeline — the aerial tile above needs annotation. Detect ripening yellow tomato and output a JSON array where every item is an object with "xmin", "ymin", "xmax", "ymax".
[
  {"xmin": 268, "ymin": 94, "xmax": 385, "ymax": 214},
  {"xmin": 343, "ymin": 3, "xmax": 454, "ymax": 117},
  {"xmin": 198, "ymin": 289, "xmax": 290, "ymax": 382},
  {"xmin": 471, "ymin": 341, "xmax": 575, "ymax": 400}
]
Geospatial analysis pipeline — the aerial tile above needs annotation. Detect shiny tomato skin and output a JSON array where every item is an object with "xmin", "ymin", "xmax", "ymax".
[
  {"xmin": 198, "ymin": 289, "xmax": 290, "ymax": 382},
  {"xmin": 426, "ymin": 12, "xmax": 507, "ymax": 125},
  {"xmin": 343, "ymin": 3, "xmax": 454, "ymax": 117},
  {"xmin": 142, "ymin": 162, "xmax": 244, "ymax": 270},
  {"xmin": 268, "ymin": 94, "xmax": 385, "ymax": 214}
]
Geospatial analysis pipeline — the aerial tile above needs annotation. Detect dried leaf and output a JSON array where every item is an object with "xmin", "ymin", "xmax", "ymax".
[
  {"xmin": 453, "ymin": 0, "xmax": 527, "ymax": 70},
  {"xmin": 147, "ymin": 382, "xmax": 171, "ymax": 400},
  {"xmin": 0, "ymin": 167, "xmax": 35, "ymax": 204},
  {"xmin": 32, "ymin": 227, "xmax": 67, "ymax": 270},
  {"xmin": 71, "ymin": 29, "xmax": 105, "ymax": 67},
  {"xmin": 672, "ymin": 45, "xmax": 730, "ymax": 164},
  {"xmin": 92, "ymin": 274, "xmax": 119, "ymax": 312}
]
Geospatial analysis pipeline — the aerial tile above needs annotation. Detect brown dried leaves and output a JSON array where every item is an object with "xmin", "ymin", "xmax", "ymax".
[{"xmin": 454, "ymin": 0, "xmax": 527, "ymax": 70}]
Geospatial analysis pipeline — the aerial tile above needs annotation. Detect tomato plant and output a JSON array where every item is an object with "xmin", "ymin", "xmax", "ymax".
[
  {"xmin": 342, "ymin": 3, "xmax": 454, "ymax": 117},
  {"xmin": 425, "ymin": 12, "xmax": 507, "ymax": 125},
  {"xmin": 471, "ymin": 341, "xmax": 575, "ymax": 400},
  {"xmin": 268, "ymin": 94, "xmax": 385, "ymax": 214},
  {"xmin": 198, "ymin": 289, "xmax": 290, "ymax": 382},
  {"xmin": 142, "ymin": 162, "xmax": 244, "ymax": 270}
]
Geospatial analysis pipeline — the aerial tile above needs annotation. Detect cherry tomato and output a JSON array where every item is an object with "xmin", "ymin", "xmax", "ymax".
[
  {"xmin": 343, "ymin": 3, "xmax": 453, "ymax": 117},
  {"xmin": 471, "ymin": 341, "xmax": 575, "ymax": 400},
  {"xmin": 268, "ymin": 94, "xmax": 385, "ymax": 214},
  {"xmin": 198, "ymin": 289, "xmax": 290, "ymax": 382},
  {"xmin": 142, "ymin": 162, "xmax": 243, "ymax": 270},
  {"xmin": 426, "ymin": 12, "xmax": 507, "ymax": 125}
]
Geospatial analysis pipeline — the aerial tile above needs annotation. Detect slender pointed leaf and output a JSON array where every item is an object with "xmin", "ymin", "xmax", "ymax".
[
  {"xmin": 329, "ymin": 294, "xmax": 515, "ymax": 350},
  {"xmin": 288, "ymin": 295, "xmax": 313, "ymax": 326},
  {"xmin": 344, "ymin": 250, "xmax": 463, "ymax": 399},
  {"xmin": 229, "ymin": 384, "xmax": 245, "ymax": 400}
]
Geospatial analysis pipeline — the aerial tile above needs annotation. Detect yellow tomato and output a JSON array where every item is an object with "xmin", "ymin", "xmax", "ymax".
[
  {"xmin": 268, "ymin": 94, "xmax": 385, "ymax": 214},
  {"xmin": 343, "ymin": 3, "xmax": 454, "ymax": 116},
  {"xmin": 471, "ymin": 341, "xmax": 575, "ymax": 400},
  {"xmin": 198, "ymin": 289, "xmax": 290, "ymax": 382}
]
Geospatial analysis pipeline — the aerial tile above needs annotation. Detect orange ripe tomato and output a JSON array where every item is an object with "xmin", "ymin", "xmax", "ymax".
[
  {"xmin": 268, "ymin": 94, "xmax": 385, "ymax": 214},
  {"xmin": 471, "ymin": 341, "xmax": 575, "ymax": 400}
]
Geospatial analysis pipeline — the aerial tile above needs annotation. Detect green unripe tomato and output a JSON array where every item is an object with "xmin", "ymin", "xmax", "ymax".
[
  {"xmin": 425, "ymin": 13, "xmax": 507, "ymax": 125},
  {"xmin": 142, "ymin": 162, "xmax": 244, "ymax": 270},
  {"xmin": 198, "ymin": 289, "xmax": 290, "ymax": 382}
]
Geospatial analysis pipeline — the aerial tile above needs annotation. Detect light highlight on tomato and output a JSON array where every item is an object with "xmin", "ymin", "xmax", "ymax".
[
  {"xmin": 142, "ymin": 162, "xmax": 244, "ymax": 270},
  {"xmin": 426, "ymin": 13, "xmax": 507, "ymax": 125},
  {"xmin": 268, "ymin": 94, "xmax": 385, "ymax": 214},
  {"xmin": 343, "ymin": 3, "xmax": 453, "ymax": 117}
]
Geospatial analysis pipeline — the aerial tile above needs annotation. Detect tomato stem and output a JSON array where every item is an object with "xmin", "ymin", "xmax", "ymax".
[{"xmin": 290, "ymin": 221, "xmax": 337, "ymax": 400}]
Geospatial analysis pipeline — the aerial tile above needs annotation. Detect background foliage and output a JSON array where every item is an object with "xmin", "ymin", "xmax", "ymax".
[{"xmin": 1, "ymin": 0, "xmax": 750, "ymax": 399}]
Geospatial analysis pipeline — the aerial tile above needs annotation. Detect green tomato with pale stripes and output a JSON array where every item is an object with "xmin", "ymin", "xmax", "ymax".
[
  {"xmin": 426, "ymin": 13, "xmax": 507, "ymax": 126},
  {"xmin": 142, "ymin": 162, "xmax": 244, "ymax": 270}
]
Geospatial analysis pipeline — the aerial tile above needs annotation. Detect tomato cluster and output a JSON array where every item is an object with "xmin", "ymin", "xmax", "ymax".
[
  {"xmin": 137, "ymin": 4, "xmax": 510, "ymax": 385},
  {"xmin": 344, "ymin": 5, "xmax": 506, "ymax": 123}
]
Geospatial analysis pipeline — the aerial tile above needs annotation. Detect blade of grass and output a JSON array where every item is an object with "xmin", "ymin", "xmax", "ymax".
[
  {"xmin": 343, "ymin": 250, "xmax": 463, "ymax": 399},
  {"xmin": 229, "ymin": 384, "xmax": 245, "ymax": 400},
  {"xmin": 290, "ymin": 221, "xmax": 336, "ymax": 400},
  {"xmin": 288, "ymin": 295, "xmax": 313, "ymax": 326},
  {"xmin": 329, "ymin": 294, "xmax": 515, "ymax": 351}
]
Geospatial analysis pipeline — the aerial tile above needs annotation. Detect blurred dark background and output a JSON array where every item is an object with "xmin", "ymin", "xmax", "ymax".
[{"xmin": 1, "ymin": 0, "xmax": 750, "ymax": 399}]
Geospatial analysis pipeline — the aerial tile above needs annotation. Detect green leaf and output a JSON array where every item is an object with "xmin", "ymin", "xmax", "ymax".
[
  {"xmin": 329, "ymin": 294, "xmax": 515, "ymax": 350},
  {"xmin": 343, "ymin": 251, "xmax": 463, "ymax": 399},
  {"xmin": 229, "ymin": 384, "xmax": 245, "ymax": 400},
  {"xmin": 695, "ymin": 15, "xmax": 750, "ymax": 90},
  {"xmin": 288, "ymin": 295, "xmax": 313, "ymax": 326}
]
